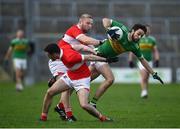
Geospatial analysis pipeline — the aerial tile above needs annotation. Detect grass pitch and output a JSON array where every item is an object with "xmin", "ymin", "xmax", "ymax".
[{"xmin": 0, "ymin": 81, "xmax": 180, "ymax": 128}]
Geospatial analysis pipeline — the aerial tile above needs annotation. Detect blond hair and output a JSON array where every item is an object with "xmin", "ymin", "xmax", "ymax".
[{"xmin": 79, "ymin": 14, "xmax": 93, "ymax": 20}]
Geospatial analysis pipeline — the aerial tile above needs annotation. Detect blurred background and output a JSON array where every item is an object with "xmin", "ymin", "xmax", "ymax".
[{"xmin": 0, "ymin": 0, "xmax": 180, "ymax": 84}]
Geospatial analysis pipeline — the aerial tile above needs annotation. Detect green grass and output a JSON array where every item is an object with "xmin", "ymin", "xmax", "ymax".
[{"xmin": 0, "ymin": 81, "xmax": 180, "ymax": 128}]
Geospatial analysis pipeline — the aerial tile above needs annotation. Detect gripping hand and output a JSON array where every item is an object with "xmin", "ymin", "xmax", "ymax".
[
  {"xmin": 106, "ymin": 57, "xmax": 119, "ymax": 63},
  {"xmin": 48, "ymin": 76, "xmax": 56, "ymax": 87},
  {"xmin": 152, "ymin": 72, "xmax": 164, "ymax": 84}
]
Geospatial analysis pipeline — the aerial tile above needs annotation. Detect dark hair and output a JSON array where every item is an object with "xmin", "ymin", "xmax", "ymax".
[
  {"xmin": 44, "ymin": 43, "xmax": 60, "ymax": 54},
  {"xmin": 131, "ymin": 24, "xmax": 147, "ymax": 34}
]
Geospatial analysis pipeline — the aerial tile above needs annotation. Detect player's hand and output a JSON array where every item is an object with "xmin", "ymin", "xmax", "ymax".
[
  {"xmin": 106, "ymin": 57, "xmax": 119, "ymax": 63},
  {"xmin": 99, "ymin": 39, "xmax": 106, "ymax": 46},
  {"xmin": 95, "ymin": 51, "xmax": 106, "ymax": 58},
  {"xmin": 152, "ymin": 72, "xmax": 164, "ymax": 84},
  {"xmin": 48, "ymin": 77, "xmax": 56, "ymax": 87},
  {"xmin": 107, "ymin": 28, "xmax": 119, "ymax": 40},
  {"xmin": 154, "ymin": 60, "xmax": 159, "ymax": 68},
  {"xmin": 129, "ymin": 61, "xmax": 134, "ymax": 68}
]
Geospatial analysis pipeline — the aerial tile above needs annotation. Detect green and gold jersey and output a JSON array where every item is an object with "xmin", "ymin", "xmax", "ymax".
[
  {"xmin": 138, "ymin": 36, "xmax": 156, "ymax": 61},
  {"xmin": 97, "ymin": 20, "xmax": 143, "ymax": 59},
  {"xmin": 10, "ymin": 38, "xmax": 29, "ymax": 59}
]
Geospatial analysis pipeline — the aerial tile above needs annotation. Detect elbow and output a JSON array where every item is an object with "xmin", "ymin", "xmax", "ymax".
[{"xmin": 102, "ymin": 18, "xmax": 111, "ymax": 29}]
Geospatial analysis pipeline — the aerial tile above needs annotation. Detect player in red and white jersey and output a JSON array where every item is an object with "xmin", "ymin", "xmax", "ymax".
[
  {"xmin": 59, "ymin": 14, "xmax": 102, "ymax": 48},
  {"xmin": 45, "ymin": 43, "xmax": 97, "ymax": 122},
  {"xmin": 58, "ymin": 14, "xmax": 103, "ymax": 81},
  {"xmin": 40, "ymin": 43, "xmax": 115, "ymax": 122}
]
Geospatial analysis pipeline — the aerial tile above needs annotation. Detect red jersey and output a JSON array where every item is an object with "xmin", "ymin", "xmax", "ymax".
[{"xmin": 58, "ymin": 25, "xmax": 90, "ymax": 80}]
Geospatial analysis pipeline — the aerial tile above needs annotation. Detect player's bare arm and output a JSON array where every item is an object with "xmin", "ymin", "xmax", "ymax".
[
  {"xmin": 71, "ymin": 44, "xmax": 96, "ymax": 54},
  {"xmin": 139, "ymin": 58, "xmax": 154, "ymax": 74},
  {"xmin": 84, "ymin": 54, "xmax": 107, "ymax": 62},
  {"xmin": 102, "ymin": 18, "xmax": 111, "ymax": 29},
  {"xmin": 77, "ymin": 34, "xmax": 101, "ymax": 46}
]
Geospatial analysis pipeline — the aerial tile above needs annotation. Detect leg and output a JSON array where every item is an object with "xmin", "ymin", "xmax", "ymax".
[
  {"xmin": 55, "ymin": 91, "xmax": 70, "ymax": 120},
  {"xmin": 55, "ymin": 89, "xmax": 77, "ymax": 121},
  {"xmin": 77, "ymin": 88, "xmax": 111, "ymax": 121},
  {"xmin": 140, "ymin": 69, "xmax": 149, "ymax": 98},
  {"xmin": 15, "ymin": 68, "xmax": 23, "ymax": 91},
  {"xmin": 91, "ymin": 64, "xmax": 114, "ymax": 104},
  {"xmin": 13, "ymin": 59, "xmax": 26, "ymax": 91},
  {"xmin": 89, "ymin": 65, "xmax": 100, "ymax": 81},
  {"xmin": 40, "ymin": 78, "xmax": 70, "ymax": 121},
  {"xmin": 55, "ymin": 75, "xmax": 76, "ymax": 121}
]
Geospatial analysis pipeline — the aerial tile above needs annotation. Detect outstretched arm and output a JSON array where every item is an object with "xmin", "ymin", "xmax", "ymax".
[
  {"xmin": 71, "ymin": 44, "xmax": 96, "ymax": 54},
  {"xmin": 139, "ymin": 58, "xmax": 154, "ymax": 74},
  {"xmin": 139, "ymin": 58, "xmax": 164, "ymax": 84},
  {"xmin": 76, "ymin": 34, "xmax": 101, "ymax": 46},
  {"xmin": 84, "ymin": 54, "xmax": 107, "ymax": 62},
  {"xmin": 84, "ymin": 54, "xmax": 118, "ymax": 63}
]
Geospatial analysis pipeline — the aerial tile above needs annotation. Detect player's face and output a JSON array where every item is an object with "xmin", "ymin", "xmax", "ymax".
[
  {"xmin": 132, "ymin": 29, "xmax": 145, "ymax": 42},
  {"xmin": 46, "ymin": 53, "xmax": 59, "ymax": 61},
  {"xmin": 16, "ymin": 30, "xmax": 24, "ymax": 38},
  {"xmin": 81, "ymin": 18, "xmax": 93, "ymax": 33}
]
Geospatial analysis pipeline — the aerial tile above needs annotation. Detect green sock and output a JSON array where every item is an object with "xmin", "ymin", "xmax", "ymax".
[{"xmin": 91, "ymin": 97, "xmax": 98, "ymax": 104}]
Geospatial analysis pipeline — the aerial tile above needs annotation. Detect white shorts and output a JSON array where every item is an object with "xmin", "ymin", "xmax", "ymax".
[
  {"xmin": 13, "ymin": 58, "xmax": 27, "ymax": 70},
  {"xmin": 90, "ymin": 61, "xmax": 107, "ymax": 69},
  {"xmin": 137, "ymin": 61, "xmax": 153, "ymax": 70},
  {"xmin": 60, "ymin": 73, "xmax": 90, "ymax": 92}
]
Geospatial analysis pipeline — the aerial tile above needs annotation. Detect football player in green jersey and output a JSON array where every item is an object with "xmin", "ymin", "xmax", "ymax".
[
  {"xmin": 4, "ymin": 30, "xmax": 29, "ymax": 91},
  {"xmin": 129, "ymin": 25, "xmax": 160, "ymax": 98},
  {"xmin": 95, "ymin": 18, "xmax": 163, "ymax": 84}
]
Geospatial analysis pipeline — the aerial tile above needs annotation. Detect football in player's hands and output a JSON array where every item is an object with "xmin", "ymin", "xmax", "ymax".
[{"xmin": 107, "ymin": 26, "xmax": 123, "ymax": 40}]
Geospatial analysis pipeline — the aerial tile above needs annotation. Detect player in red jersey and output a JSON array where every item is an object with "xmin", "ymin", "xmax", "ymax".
[
  {"xmin": 45, "ymin": 43, "xmax": 98, "ymax": 122},
  {"xmin": 40, "ymin": 43, "xmax": 116, "ymax": 122}
]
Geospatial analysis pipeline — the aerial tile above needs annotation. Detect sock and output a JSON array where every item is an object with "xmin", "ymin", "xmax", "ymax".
[
  {"xmin": 65, "ymin": 107, "xmax": 73, "ymax": 118},
  {"xmin": 41, "ymin": 113, "xmax": 47, "ymax": 121},
  {"xmin": 57, "ymin": 102, "xmax": 65, "ymax": 110},
  {"xmin": 91, "ymin": 97, "xmax": 98, "ymax": 104},
  {"xmin": 66, "ymin": 111, "xmax": 73, "ymax": 118}
]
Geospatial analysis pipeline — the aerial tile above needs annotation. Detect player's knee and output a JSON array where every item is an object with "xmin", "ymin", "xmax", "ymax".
[
  {"xmin": 46, "ymin": 88, "xmax": 55, "ymax": 97},
  {"xmin": 106, "ymin": 77, "xmax": 114, "ymax": 85}
]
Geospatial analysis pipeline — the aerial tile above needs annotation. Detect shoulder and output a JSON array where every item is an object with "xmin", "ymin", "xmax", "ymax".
[
  {"xmin": 66, "ymin": 25, "xmax": 82, "ymax": 33},
  {"xmin": 148, "ymin": 36, "xmax": 156, "ymax": 41},
  {"xmin": 11, "ymin": 38, "xmax": 18, "ymax": 43}
]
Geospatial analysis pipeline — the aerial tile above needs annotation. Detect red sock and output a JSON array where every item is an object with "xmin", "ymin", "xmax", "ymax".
[
  {"xmin": 66, "ymin": 111, "xmax": 73, "ymax": 118},
  {"xmin": 40, "ymin": 113, "xmax": 47, "ymax": 121},
  {"xmin": 58, "ymin": 102, "xmax": 64, "ymax": 110},
  {"xmin": 65, "ymin": 107, "xmax": 73, "ymax": 118}
]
